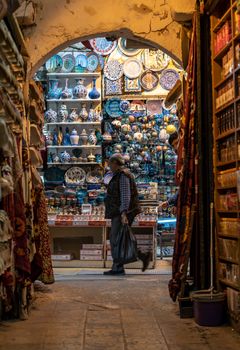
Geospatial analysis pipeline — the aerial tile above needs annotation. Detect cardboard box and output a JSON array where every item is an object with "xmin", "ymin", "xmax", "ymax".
[
  {"xmin": 80, "ymin": 249, "xmax": 102, "ymax": 255},
  {"xmin": 80, "ymin": 255, "xmax": 103, "ymax": 261},
  {"xmin": 82, "ymin": 244, "xmax": 103, "ymax": 249},
  {"xmin": 51, "ymin": 254, "xmax": 73, "ymax": 261}
]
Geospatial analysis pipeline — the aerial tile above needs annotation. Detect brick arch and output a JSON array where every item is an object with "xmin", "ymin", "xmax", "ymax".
[{"xmin": 23, "ymin": 0, "xmax": 195, "ymax": 77}]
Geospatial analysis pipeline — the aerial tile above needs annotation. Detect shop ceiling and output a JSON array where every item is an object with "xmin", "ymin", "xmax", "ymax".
[{"xmin": 9, "ymin": 0, "xmax": 196, "ymax": 76}]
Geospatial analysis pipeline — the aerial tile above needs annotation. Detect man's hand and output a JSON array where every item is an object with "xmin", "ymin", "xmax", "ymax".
[{"xmin": 121, "ymin": 212, "xmax": 128, "ymax": 225}]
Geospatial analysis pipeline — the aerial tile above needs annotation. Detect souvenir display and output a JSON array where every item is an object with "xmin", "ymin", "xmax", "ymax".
[
  {"xmin": 61, "ymin": 78, "xmax": 73, "ymax": 99},
  {"xmin": 146, "ymin": 100, "xmax": 162, "ymax": 115},
  {"xmin": 104, "ymin": 60, "xmax": 123, "ymax": 81},
  {"xmin": 48, "ymin": 79, "xmax": 62, "ymax": 99},
  {"xmin": 75, "ymin": 54, "xmax": 87, "ymax": 72},
  {"xmin": 159, "ymin": 69, "xmax": 180, "ymax": 91},
  {"xmin": 124, "ymin": 76, "xmax": 141, "ymax": 92},
  {"xmin": 46, "ymin": 54, "xmax": 63, "ymax": 72},
  {"xmin": 140, "ymin": 70, "xmax": 159, "ymax": 91},
  {"xmin": 119, "ymin": 100, "xmax": 130, "ymax": 113},
  {"xmin": 88, "ymin": 78, "xmax": 101, "ymax": 99},
  {"xmin": 70, "ymin": 129, "xmax": 80, "ymax": 145},
  {"xmin": 64, "ymin": 167, "xmax": 86, "ymax": 185},
  {"xmin": 87, "ymin": 52, "xmax": 99, "ymax": 72},
  {"xmin": 61, "ymin": 54, "xmax": 76, "ymax": 73},
  {"xmin": 123, "ymin": 58, "xmax": 142, "ymax": 79},
  {"xmin": 90, "ymin": 37, "xmax": 117, "ymax": 56},
  {"xmin": 105, "ymin": 98, "xmax": 123, "ymax": 117},
  {"xmin": 73, "ymin": 78, "xmax": 88, "ymax": 98},
  {"xmin": 144, "ymin": 49, "xmax": 170, "ymax": 71},
  {"xmin": 105, "ymin": 78, "xmax": 122, "ymax": 95},
  {"xmin": 118, "ymin": 38, "xmax": 142, "ymax": 56}
]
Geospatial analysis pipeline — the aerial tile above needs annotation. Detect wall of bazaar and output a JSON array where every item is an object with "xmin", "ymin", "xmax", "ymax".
[{"xmin": 21, "ymin": 0, "xmax": 196, "ymax": 76}]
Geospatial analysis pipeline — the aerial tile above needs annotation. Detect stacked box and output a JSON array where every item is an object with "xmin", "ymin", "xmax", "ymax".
[{"xmin": 80, "ymin": 244, "xmax": 103, "ymax": 261}]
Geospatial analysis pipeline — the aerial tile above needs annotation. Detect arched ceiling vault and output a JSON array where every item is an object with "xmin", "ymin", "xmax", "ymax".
[{"xmin": 14, "ymin": 0, "xmax": 196, "ymax": 76}]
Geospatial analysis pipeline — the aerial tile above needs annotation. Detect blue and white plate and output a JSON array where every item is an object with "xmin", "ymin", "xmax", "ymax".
[
  {"xmin": 90, "ymin": 38, "xmax": 117, "ymax": 56},
  {"xmin": 62, "ymin": 54, "xmax": 75, "ymax": 73},
  {"xmin": 120, "ymin": 100, "xmax": 130, "ymax": 113},
  {"xmin": 160, "ymin": 69, "xmax": 180, "ymax": 91},
  {"xmin": 87, "ymin": 53, "xmax": 99, "ymax": 72},
  {"xmin": 105, "ymin": 78, "xmax": 122, "ymax": 96},
  {"xmin": 75, "ymin": 54, "xmax": 87, "ymax": 68},
  {"xmin": 105, "ymin": 98, "xmax": 123, "ymax": 118},
  {"xmin": 104, "ymin": 60, "xmax": 123, "ymax": 81},
  {"xmin": 46, "ymin": 55, "xmax": 63, "ymax": 72}
]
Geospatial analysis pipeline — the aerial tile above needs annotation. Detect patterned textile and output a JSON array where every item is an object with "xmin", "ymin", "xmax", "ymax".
[
  {"xmin": 120, "ymin": 173, "xmax": 131, "ymax": 213},
  {"xmin": 169, "ymin": 13, "xmax": 197, "ymax": 302}
]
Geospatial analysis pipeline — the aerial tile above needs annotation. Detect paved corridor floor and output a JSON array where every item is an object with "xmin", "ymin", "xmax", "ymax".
[{"xmin": 0, "ymin": 275, "xmax": 240, "ymax": 350}]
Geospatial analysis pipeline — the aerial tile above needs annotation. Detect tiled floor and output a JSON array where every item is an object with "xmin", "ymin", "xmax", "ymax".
[{"xmin": 0, "ymin": 275, "xmax": 240, "ymax": 350}]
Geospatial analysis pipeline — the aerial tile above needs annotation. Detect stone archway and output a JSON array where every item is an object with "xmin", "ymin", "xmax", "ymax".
[{"xmin": 16, "ymin": 0, "xmax": 195, "ymax": 76}]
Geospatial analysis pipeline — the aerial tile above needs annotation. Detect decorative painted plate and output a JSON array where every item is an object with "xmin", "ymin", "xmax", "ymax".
[
  {"xmin": 104, "ymin": 60, "xmax": 123, "ymax": 81},
  {"xmin": 105, "ymin": 78, "xmax": 122, "ymax": 96},
  {"xmin": 64, "ymin": 167, "xmax": 86, "ymax": 185},
  {"xmin": 160, "ymin": 69, "xmax": 180, "ymax": 90},
  {"xmin": 90, "ymin": 37, "xmax": 117, "ymax": 56},
  {"xmin": 144, "ymin": 50, "xmax": 170, "ymax": 71},
  {"xmin": 98, "ymin": 55, "xmax": 105, "ymax": 70},
  {"xmin": 118, "ymin": 38, "xmax": 142, "ymax": 56},
  {"xmin": 61, "ymin": 54, "xmax": 75, "ymax": 73},
  {"xmin": 105, "ymin": 98, "xmax": 123, "ymax": 117},
  {"xmin": 124, "ymin": 76, "xmax": 141, "ymax": 92},
  {"xmin": 123, "ymin": 58, "xmax": 142, "ymax": 79},
  {"xmin": 146, "ymin": 100, "xmax": 162, "ymax": 115},
  {"xmin": 120, "ymin": 100, "xmax": 131, "ymax": 113},
  {"xmin": 46, "ymin": 55, "xmax": 63, "ymax": 72},
  {"xmin": 86, "ymin": 53, "xmax": 99, "ymax": 72},
  {"xmin": 75, "ymin": 54, "xmax": 87, "ymax": 68},
  {"xmin": 140, "ymin": 70, "xmax": 159, "ymax": 91}
]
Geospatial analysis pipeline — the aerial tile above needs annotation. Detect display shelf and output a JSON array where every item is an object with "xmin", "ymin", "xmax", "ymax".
[
  {"xmin": 216, "ymin": 129, "xmax": 236, "ymax": 140},
  {"xmin": 216, "ymin": 209, "xmax": 239, "ymax": 213},
  {"xmin": 213, "ymin": 41, "xmax": 232, "ymax": 62},
  {"xmin": 52, "ymin": 260, "xmax": 104, "ymax": 268},
  {"xmin": 47, "ymin": 98, "xmax": 101, "ymax": 102},
  {"xmin": 215, "ymin": 99, "xmax": 234, "ymax": 114},
  {"xmin": 46, "ymin": 122, "xmax": 101, "ymax": 126},
  {"xmin": 218, "ymin": 233, "xmax": 239, "ymax": 239},
  {"xmin": 214, "ymin": 72, "xmax": 233, "ymax": 90},
  {"xmin": 103, "ymin": 95, "xmax": 166, "ymax": 101},
  {"xmin": 47, "ymin": 145, "xmax": 101, "ymax": 149},
  {"xmin": 212, "ymin": 6, "xmax": 232, "ymax": 33},
  {"xmin": 219, "ymin": 257, "xmax": 239, "ymax": 265},
  {"xmin": 219, "ymin": 279, "xmax": 240, "ymax": 291},
  {"xmin": 217, "ymin": 185, "xmax": 237, "ymax": 190},
  {"xmin": 47, "ymin": 162, "xmax": 99, "ymax": 166},
  {"xmin": 47, "ymin": 72, "xmax": 101, "ymax": 77},
  {"xmin": 216, "ymin": 159, "xmax": 237, "ymax": 167}
]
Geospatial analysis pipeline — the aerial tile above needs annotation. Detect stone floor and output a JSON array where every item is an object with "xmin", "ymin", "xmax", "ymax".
[{"xmin": 0, "ymin": 275, "xmax": 240, "ymax": 350}]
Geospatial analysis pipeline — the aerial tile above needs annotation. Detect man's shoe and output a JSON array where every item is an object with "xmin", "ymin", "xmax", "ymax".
[
  {"xmin": 139, "ymin": 252, "xmax": 151, "ymax": 272},
  {"xmin": 103, "ymin": 269, "xmax": 125, "ymax": 276}
]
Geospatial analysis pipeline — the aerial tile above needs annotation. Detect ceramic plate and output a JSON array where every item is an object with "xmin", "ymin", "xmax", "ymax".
[
  {"xmin": 75, "ymin": 54, "xmax": 87, "ymax": 68},
  {"xmin": 105, "ymin": 98, "xmax": 123, "ymax": 117},
  {"xmin": 144, "ymin": 49, "xmax": 170, "ymax": 71},
  {"xmin": 64, "ymin": 167, "xmax": 86, "ymax": 185},
  {"xmin": 105, "ymin": 78, "xmax": 122, "ymax": 96},
  {"xmin": 98, "ymin": 55, "xmax": 105, "ymax": 69},
  {"xmin": 120, "ymin": 100, "xmax": 130, "ymax": 113},
  {"xmin": 123, "ymin": 58, "xmax": 142, "ymax": 79},
  {"xmin": 124, "ymin": 76, "xmax": 141, "ymax": 92},
  {"xmin": 104, "ymin": 60, "xmax": 123, "ymax": 81},
  {"xmin": 118, "ymin": 38, "xmax": 142, "ymax": 57},
  {"xmin": 160, "ymin": 69, "xmax": 180, "ymax": 91},
  {"xmin": 146, "ymin": 100, "xmax": 162, "ymax": 115},
  {"xmin": 87, "ymin": 53, "xmax": 99, "ymax": 72},
  {"xmin": 61, "ymin": 54, "xmax": 75, "ymax": 73},
  {"xmin": 140, "ymin": 70, "xmax": 159, "ymax": 91},
  {"xmin": 46, "ymin": 55, "xmax": 63, "ymax": 72},
  {"xmin": 90, "ymin": 37, "xmax": 117, "ymax": 56}
]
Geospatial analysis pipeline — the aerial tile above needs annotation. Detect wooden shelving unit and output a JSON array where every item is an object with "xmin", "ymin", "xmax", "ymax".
[{"xmin": 211, "ymin": 0, "xmax": 240, "ymax": 331}]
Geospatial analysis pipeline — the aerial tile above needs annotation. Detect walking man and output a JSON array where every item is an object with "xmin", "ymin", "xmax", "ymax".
[{"xmin": 104, "ymin": 154, "xmax": 151, "ymax": 275}]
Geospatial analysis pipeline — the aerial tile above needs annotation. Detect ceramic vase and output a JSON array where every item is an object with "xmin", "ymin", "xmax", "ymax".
[
  {"xmin": 61, "ymin": 78, "xmax": 73, "ymax": 99},
  {"xmin": 88, "ymin": 107, "xmax": 95, "ymax": 122},
  {"xmin": 63, "ymin": 127, "xmax": 71, "ymax": 146},
  {"xmin": 88, "ymin": 152, "xmax": 96, "ymax": 162},
  {"xmin": 58, "ymin": 104, "xmax": 68, "ymax": 122},
  {"xmin": 88, "ymin": 130, "xmax": 97, "ymax": 145},
  {"xmin": 79, "ymin": 103, "xmax": 88, "ymax": 121},
  {"xmin": 73, "ymin": 78, "xmax": 87, "ymax": 99},
  {"xmin": 45, "ymin": 109, "xmax": 57, "ymax": 123},
  {"xmin": 79, "ymin": 129, "xmax": 88, "ymax": 145},
  {"xmin": 70, "ymin": 129, "xmax": 80, "ymax": 145},
  {"xmin": 48, "ymin": 79, "xmax": 62, "ymax": 99},
  {"xmin": 68, "ymin": 108, "xmax": 78, "ymax": 122},
  {"xmin": 88, "ymin": 78, "xmax": 100, "ymax": 100},
  {"xmin": 60, "ymin": 150, "xmax": 71, "ymax": 163}
]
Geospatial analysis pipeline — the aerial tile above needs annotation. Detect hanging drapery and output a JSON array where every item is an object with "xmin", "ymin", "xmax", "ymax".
[{"xmin": 169, "ymin": 13, "xmax": 197, "ymax": 302}]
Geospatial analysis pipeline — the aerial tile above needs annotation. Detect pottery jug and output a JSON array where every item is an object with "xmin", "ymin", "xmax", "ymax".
[
  {"xmin": 70, "ymin": 129, "xmax": 80, "ymax": 145},
  {"xmin": 45, "ymin": 109, "xmax": 57, "ymax": 123},
  {"xmin": 88, "ymin": 130, "xmax": 97, "ymax": 145},
  {"xmin": 63, "ymin": 127, "xmax": 71, "ymax": 146},
  {"xmin": 58, "ymin": 104, "xmax": 68, "ymax": 122},
  {"xmin": 73, "ymin": 78, "xmax": 87, "ymax": 99},
  {"xmin": 61, "ymin": 78, "xmax": 73, "ymax": 99},
  {"xmin": 88, "ymin": 108, "xmax": 95, "ymax": 122},
  {"xmin": 88, "ymin": 152, "xmax": 96, "ymax": 162},
  {"xmin": 79, "ymin": 103, "xmax": 88, "ymax": 121},
  {"xmin": 79, "ymin": 129, "xmax": 88, "ymax": 145},
  {"xmin": 68, "ymin": 108, "xmax": 78, "ymax": 122},
  {"xmin": 88, "ymin": 78, "xmax": 100, "ymax": 100},
  {"xmin": 60, "ymin": 150, "xmax": 71, "ymax": 163},
  {"xmin": 48, "ymin": 79, "xmax": 62, "ymax": 99}
]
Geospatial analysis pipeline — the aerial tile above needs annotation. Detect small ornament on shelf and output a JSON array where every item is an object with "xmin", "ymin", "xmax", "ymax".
[
  {"xmin": 68, "ymin": 108, "xmax": 78, "ymax": 122},
  {"xmin": 79, "ymin": 103, "xmax": 88, "ymax": 121},
  {"xmin": 70, "ymin": 128, "xmax": 80, "ymax": 145},
  {"xmin": 61, "ymin": 78, "xmax": 73, "ymax": 99},
  {"xmin": 79, "ymin": 129, "xmax": 88, "ymax": 145},
  {"xmin": 63, "ymin": 127, "xmax": 71, "ymax": 146},
  {"xmin": 45, "ymin": 108, "xmax": 57, "ymax": 123},
  {"xmin": 73, "ymin": 78, "xmax": 88, "ymax": 99},
  {"xmin": 48, "ymin": 79, "xmax": 62, "ymax": 99},
  {"xmin": 88, "ymin": 129, "xmax": 97, "ymax": 145},
  {"xmin": 88, "ymin": 78, "xmax": 100, "ymax": 99},
  {"xmin": 58, "ymin": 104, "xmax": 68, "ymax": 122}
]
